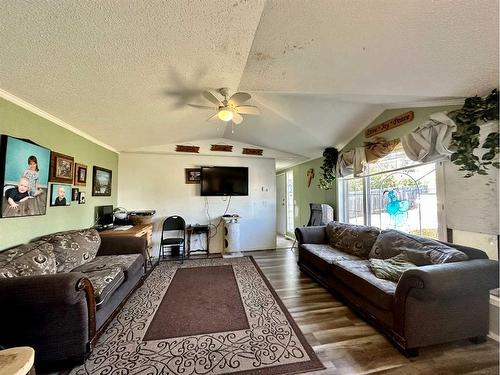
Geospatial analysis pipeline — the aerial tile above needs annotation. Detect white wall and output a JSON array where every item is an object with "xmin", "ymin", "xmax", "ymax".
[{"xmin": 118, "ymin": 153, "xmax": 276, "ymax": 255}]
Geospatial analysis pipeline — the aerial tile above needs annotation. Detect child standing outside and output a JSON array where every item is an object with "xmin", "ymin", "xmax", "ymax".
[{"xmin": 23, "ymin": 155, "xmax": 41, "ymax": 197}]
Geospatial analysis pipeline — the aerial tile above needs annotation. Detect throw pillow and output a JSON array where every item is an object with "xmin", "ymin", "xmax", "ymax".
[
  {"xmin": 0, "ymin": 240, "xmax": 56, "ymax": 278},
  {"xmin": 326, "ymin": 221, "xmax": 380, "ymax": 258},
  {"xmin": 40, "ymin": 228, "xmax": 101, "ymax": 273},
  {"xmin": 369, "ymin": 253, "xmax": 417, "ymax": 282},
  {"xmin": 369, "ymin": 229, "xmax": 468, "ymax": 265}
]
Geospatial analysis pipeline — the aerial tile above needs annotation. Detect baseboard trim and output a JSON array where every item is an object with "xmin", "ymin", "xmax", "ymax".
[{"xmin": 488, "ymin": 331, "xmax": 499, "ymax": 342}]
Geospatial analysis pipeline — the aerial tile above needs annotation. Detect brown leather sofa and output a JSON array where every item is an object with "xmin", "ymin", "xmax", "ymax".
[
  {"xmin": 0, "ymin": 228, "xmax": 146, "ymax": 366},
  {"xmin": 295, "ymin": 222, "xmax": 499, "ymax": 356}
]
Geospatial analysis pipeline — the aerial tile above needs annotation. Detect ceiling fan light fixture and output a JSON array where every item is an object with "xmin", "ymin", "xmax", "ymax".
[{"xmin": 218, "ymin": 108, "xmax": 234, "ymax": 122}]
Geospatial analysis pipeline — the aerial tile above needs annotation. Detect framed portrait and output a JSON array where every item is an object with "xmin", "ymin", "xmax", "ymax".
[
  {"xmin": 78, "ymin": 191, "xmax": 86, "ymax": 204},
  {"xmin": 71, "ymin": 187, "xmax": 79, "ymax": 201},
  {"xmin": 50, "ymin": 183, "xmax": 71, "ymax": 207},
  {"xmin": 92, "ymin": 166, "xmax": 112, "ymax": 196},
  {"xmin": 50, "ymin": 151, "xmax": 74, "ymax": 183},
  {"xmin": 74, "ymin": 163, "xmax": 87, "ymax": 186},
  {"xmin": 185, "ymin": 168, "xmax": 201, "ymax": 184},
  {"xmin": 0, "ymin": 135, "xmax": 50, "ymax": 218}
]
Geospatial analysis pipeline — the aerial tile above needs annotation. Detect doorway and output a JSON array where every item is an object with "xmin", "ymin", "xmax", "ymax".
[{"xmin": 276, "ymin": 173, "xmax": 286, "ymax": 236}]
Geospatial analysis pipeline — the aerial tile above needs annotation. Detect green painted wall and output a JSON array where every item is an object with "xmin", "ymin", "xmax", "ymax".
[
  {"xmin": 280, "ymin": 157, "xmax": 336, "ymax": 236},
  {"xmin": 0, "ymin": 98, "xmax": 118, "ymax": 250},
  {"xmin": 343, "ymin": 105, "xmax": 461, "ymax": 150}
]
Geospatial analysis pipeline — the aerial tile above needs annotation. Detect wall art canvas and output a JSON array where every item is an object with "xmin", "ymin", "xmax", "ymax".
[
  {"xmin": 0, "ymin": 135, "xmax": 50, "ymax": 218},
  {"xmin": 78, "ymin": 191, "xmax": 86, "ymax": 204},
  {"xmin": 50, "ymin": 184, "xmax": 71, "ymax": 206},
  {"xmin": 92, "ymin": 166, "xmax": 112, "ymax": 196},
  {"xmin": 185, "ymin": 168, "xmax": 201, "ymax": 184},
  {"xmin": 49, "ymin": 151, "xmax": 74, "ymax": 183},
  {"xmin": 74, "ymin": 163, "xmax": 87, "ymax": 186},
  {"xmin": 72, "ymin": 188, "xmax": 80, "ymax": 201}
]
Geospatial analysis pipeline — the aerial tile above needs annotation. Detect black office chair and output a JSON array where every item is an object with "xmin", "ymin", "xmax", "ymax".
[
  {"xmin": 291, "ymin": 203, "xmax": 334, "ymax": 251},
  {"xmin": 160, "ymin": 215, "xmax": 186, "ymax": 263}
]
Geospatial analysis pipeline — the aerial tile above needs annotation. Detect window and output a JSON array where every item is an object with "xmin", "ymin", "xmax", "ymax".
[{"xmin": 340, "ymin": 148, "xmax": 440, "ymax": 239}]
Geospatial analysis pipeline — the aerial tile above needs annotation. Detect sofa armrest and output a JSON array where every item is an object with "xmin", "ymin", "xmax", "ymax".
[
  {"xmin": 295, "ymin": 226, "xmax": 327, "ymax": 245},
  {"xmin": 396, "ymin": 259, "xmax": 499, "ymax": 300},
  {"xmin": 0, "ymin": 272, "xmax": 89, "ymax": 306},
  {"xmin": 98, "ymin": 235, "xmax": 147, "ymax": 257}
]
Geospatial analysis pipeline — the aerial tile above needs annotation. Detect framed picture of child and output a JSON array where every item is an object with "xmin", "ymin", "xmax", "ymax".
[
  {"xmin": 50, "ymin": 184, "xmax": 71, "ymax": 207},
  {"xmin": 78, "ymin": 191, "xmax": 86, "ymax": 204},
  {"xmin": 49, "ymin": 151, "xmax": 74, "ymax": 183},
  {"xmin": 0, "ymin": 135, "xmax": 51, "ymax": 218},
  {"xmin": 74, "ymin": 163, "xmax": 87, "ymax": 186},
  {"xmin": 72, "ymin": 188, "xmax": 79, "ymax": 201}
]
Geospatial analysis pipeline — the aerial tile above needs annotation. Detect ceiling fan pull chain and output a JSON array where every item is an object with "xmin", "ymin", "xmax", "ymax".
[{"xmin": 231, "ymin": 123, "xmax": 234, "ymax": 134}]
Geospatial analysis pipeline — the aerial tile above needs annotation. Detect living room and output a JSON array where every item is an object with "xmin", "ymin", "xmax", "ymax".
[{"xmin": 0, "ymin": 1, "xmax": 499, "ymax": 374}]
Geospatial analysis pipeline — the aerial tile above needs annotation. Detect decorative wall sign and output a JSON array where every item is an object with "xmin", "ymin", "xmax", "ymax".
[
  {"xmin": 210, "ymin": 144, "xmax": 233, "ymax": 152},
  {"xmin": 0, "ymin": 135, "xmax": 51, "ymax": 218},
  {"xmin": 176, "ymin": 145, "xmax": 200, "ymax": 153},
  {"xmin": 242, "ymin": 148, "xmax": 263, "ymax": 156},
  {"xmin": 49, "ymin": 151, "xmax": 74, "ymax": 183},
  {"xmin": 365, "ymin": 111, "xmax": 414, "ymax": 138},
  {"xmin": 74, "ymin": 163, "xmax": 87, "ymax": 186},
  {"xmin": 92, "ymin": 166, "xmax": 112, "ymax": 196},
  {"xmin": 185, "ymin": 168, "xmax": 201, "ymax": 184}
]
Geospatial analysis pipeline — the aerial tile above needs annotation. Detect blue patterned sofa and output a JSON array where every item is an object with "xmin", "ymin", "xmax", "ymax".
[{"xmin": 0, "ymin": 228, "xmax": 146, "ymax": 366}]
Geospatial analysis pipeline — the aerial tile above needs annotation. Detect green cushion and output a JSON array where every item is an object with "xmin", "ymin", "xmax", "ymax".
[{"xmin": 369, "ymin": 253, "xmax": 417, "ymax": 282}]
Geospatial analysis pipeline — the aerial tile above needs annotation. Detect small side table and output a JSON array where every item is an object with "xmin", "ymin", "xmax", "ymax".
[
  {"xmin": 0, "ymin": 346, "xmax": 35, "ymax": 375},
  {"xmin": 186, "ymin": 225, "xmax": 210, "ymax": 257}
]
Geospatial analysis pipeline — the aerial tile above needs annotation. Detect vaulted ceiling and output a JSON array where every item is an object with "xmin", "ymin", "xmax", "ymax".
[{"xmin": 1, "ymin": 0, "xmax": 498, "ymax": 170}]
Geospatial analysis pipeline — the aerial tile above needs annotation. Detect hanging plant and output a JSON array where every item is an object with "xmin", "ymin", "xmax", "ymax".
[
  {"xmin": 318, "ymin": 147, "xmax": 339, "ymax": 190},
  {"xmin": 449, "ymin": 89, "xmax": 499, "ymax": 177}
]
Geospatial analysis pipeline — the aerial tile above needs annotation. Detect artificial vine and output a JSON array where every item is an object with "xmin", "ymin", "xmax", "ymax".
[
  {"xmin": 449, "ymin": 89, "xmax": 499, "ymax": 177},
  {"xmin": 318, "ymin": 147, "xmax": 339, "ymax": 190}
]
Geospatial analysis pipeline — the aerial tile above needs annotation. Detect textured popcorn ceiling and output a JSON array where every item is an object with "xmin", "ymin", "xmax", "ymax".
[{"xmin": 0, "ymin": 0, "xmax": 498, "ymax": 168}]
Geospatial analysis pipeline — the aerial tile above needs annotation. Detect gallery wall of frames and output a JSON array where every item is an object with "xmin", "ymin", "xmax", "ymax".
[{"xmin": 0, "ymin": 135, "xmax": 113, "ymax": 218}]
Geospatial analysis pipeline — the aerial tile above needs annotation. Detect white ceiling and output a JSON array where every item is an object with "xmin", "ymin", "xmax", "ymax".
[{"xmin": 1, "ymin": 0, "xmax": 498, "ymax": 169}]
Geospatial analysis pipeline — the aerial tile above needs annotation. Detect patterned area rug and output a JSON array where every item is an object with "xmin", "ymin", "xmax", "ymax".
[{"xmin": 70, "ymin": 256, "xmax": 323, "ymax": 375}]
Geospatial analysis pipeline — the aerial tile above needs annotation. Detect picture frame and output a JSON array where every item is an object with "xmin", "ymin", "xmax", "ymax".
[
  {"xmin": 92, "ymin": 166, "xmax": 112, "ymax": 196},
  {"xmin": 50, "ymin": 151, "xmax": 74, "ymax": 183},
  {"xmin": 0, "ymin": 135, "xmax": 51, "ymax": 218},
  {"xmin": 74, "ymin": 163, "xmax": 87, "ymax": 186},
  {"xmin": 50, "ymin": 183, "xmax": 71, "ymax": 207},
  {"xmin": 185, "ymin": 168, "xmax": 201, "ymax": 184},
  {"xmin": 72, "ymin": 187, "xmax": 79, "ymax": 201},
  {"xmin": 78, "ymin": 191, "xmax": 86, "ymax": 204}
]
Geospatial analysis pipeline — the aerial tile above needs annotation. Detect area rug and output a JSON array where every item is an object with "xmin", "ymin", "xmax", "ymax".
[{"xmin": 70, "ymin": 256, "xmax": 324, "ymax": 375}]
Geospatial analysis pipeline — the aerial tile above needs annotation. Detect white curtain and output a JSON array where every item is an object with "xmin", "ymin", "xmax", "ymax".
[
  {"xmin": 401, "ymin": 112, "xmax": 456, "ymax": 163},
  {"xmin": 336, "ymin": 147, "xmax": 366, "ymax": 177}
]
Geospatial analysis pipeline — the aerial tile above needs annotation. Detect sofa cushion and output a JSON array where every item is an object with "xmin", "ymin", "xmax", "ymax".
[
  {"xmin": 369, "ymin": 229, "xmax": 468, "ymax": 265},
  {"xmin": 301, "ymin": 244, "xmax": 362, "ymax": 264},
  {"xmin": 332, "ymin": 260, "xmax": 396, "ymax": 310},
  {"xmin": 0, "ymin": 240, "xmax": 56, "ymax": 278},
  {"xmin": 72, "ymin": 254, "xmax": 143, "ymax": 281},
  {"xmin": 369, "ymin": 253, "xmax": 418, "ymax": 282},
  {"xmin": 81, "ymin": 266, "xmax": 125, "ymax": 307},
  {"xmin": 40, "ymin": 228, "xmax": 101, "ymax": 273},
  {"xmin": 326, "ymin": 222, "xmax": 380, "ymax": 258}
]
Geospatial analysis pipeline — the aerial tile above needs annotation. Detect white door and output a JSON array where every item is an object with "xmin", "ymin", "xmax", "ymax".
[{"xmin": 276, "ymin": 173, "xmax": 286, "ymax": 235}]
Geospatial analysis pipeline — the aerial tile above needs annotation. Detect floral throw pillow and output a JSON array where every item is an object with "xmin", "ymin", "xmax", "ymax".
[{"xmin": 40, "ymin": 228, "xmax": 101, "ymax": 273}]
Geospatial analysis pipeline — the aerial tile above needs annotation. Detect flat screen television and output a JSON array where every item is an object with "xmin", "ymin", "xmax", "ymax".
[
  {"xmin": 200, "ymin": 167, "xmax": 248, "ymax": 196},
  {"xmin": 96, "ymin": 205, "xmax": 114, "ymax": 228}
]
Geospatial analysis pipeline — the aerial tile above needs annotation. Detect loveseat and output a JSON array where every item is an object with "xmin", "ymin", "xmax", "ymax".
[
  {"xmin": 296, "ymin": 222, "xmax": 499, "ymax": 356},
  {"xmin": 0, "ymin": 228, "xmax": 146, "ymax": 366}
]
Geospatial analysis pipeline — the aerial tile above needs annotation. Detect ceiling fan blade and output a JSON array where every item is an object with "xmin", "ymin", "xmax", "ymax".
[
  {"xmin": 203, "ymin": 91, "xmax": 223, "ymax": 106},
  {"xmin": 235, "ymin": 105, "xmax": 260, "ymax": 115},
  {"xmin": 187, "ymin": 104, "xmax": 215, "ymax": 110},
  {"xmin": 206, "ymin": 113, "xmax": 219, "ymax": 122},
  {"xmin": 232, "ymin": 112, "xmax": 243, "ymax": 125},
  {"xmin": 228, "ymin": 92, "xmax": 251, "ymax": 106}
]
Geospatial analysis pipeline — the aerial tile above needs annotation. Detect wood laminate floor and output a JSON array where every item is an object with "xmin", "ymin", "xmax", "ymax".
[{"xmin": 247, "ymin": 249, "xmax": 500, "ymax": 375}]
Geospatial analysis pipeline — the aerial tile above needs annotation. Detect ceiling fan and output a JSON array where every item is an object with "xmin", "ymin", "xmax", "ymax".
[{"xmin": 188, "ymin": 88, "xmax": 260, "ymax": 125}]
